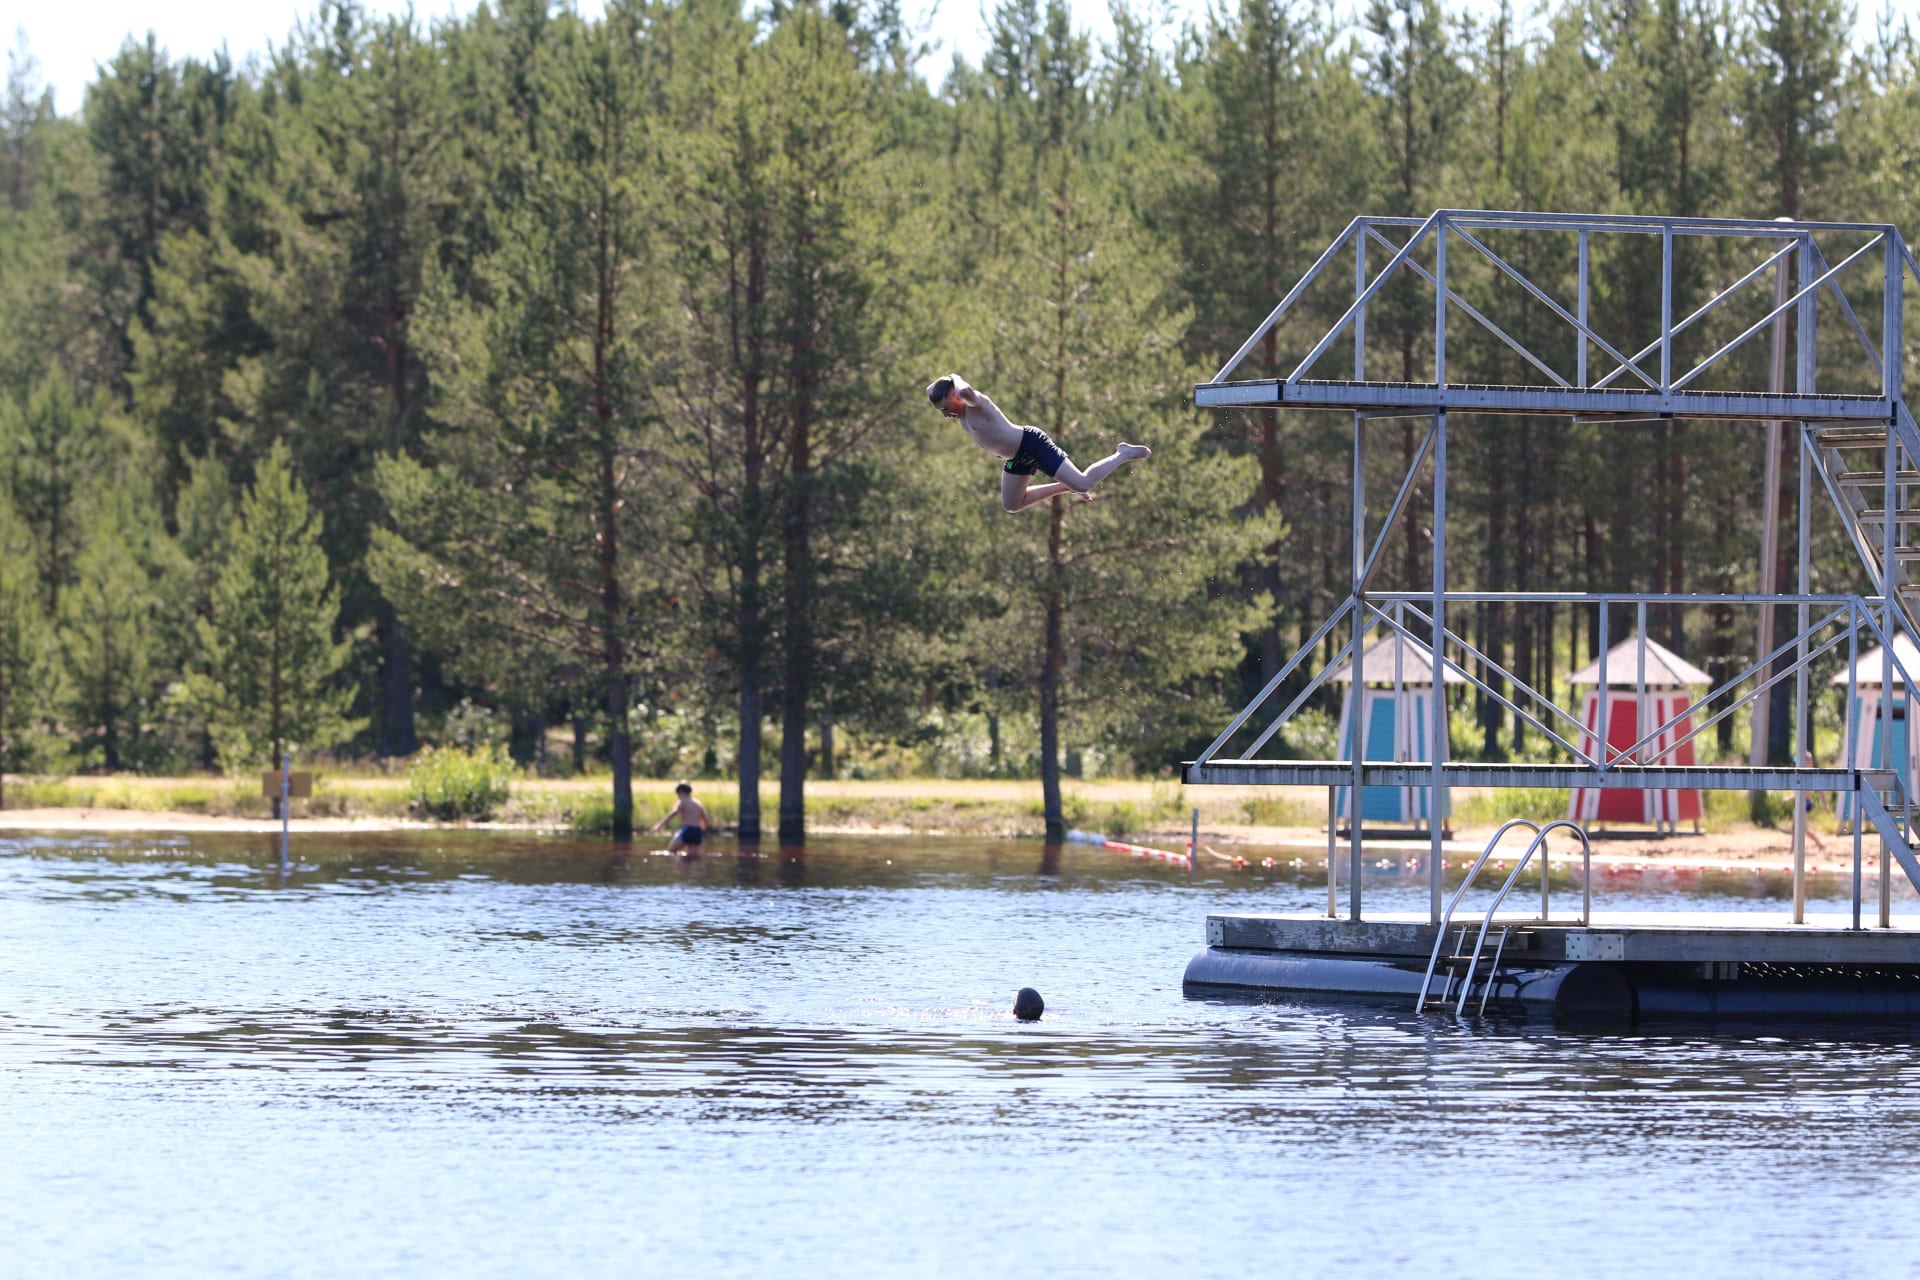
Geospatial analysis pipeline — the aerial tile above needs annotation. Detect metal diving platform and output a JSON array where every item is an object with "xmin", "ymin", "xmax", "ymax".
[{"xmin": 1182, "ymin": 210, "xmax": 1920, "ymax": 1023}]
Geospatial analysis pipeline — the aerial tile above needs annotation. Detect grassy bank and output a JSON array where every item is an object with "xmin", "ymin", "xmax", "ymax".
[
  {"xmin": 0, "ymin": 772, "xmax": 1841, "ymax": 841},
  {"xmin": 3, "ymin": 773, "xmax": 1262, "ymax": 837}
]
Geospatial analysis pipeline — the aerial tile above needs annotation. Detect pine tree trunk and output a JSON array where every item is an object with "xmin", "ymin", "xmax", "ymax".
[
  {"xmin": 1766, "ymin": 422, "xmax": 1796, "ymax": 765},
  {"xmin": 778, "ymin": 419, "xmax": 812, "ymax": 843},
  {"xmin": 598, "ymin": 444, "xmax": 632, "ymax": 842},
  {"xmin": 1041, "ymin": 178, "xmax": 1071, "ymax": 845},
  {"xmin": 377, "ymin": 603, "xmax": 416, "ymax": 756},
  {"xmin": 1486, "ymin": 451, "xmax": 1508, "ymax": 759},
  {"xmin": 1667, "ymin": 425, "xmax": 1686, "ymax": 648},
  {"xmin": 593, "ymin": 234, "xmax": 632, "ymax": 840},
  {"xmin": 736, "ymin": 222, "xmax": 768, "ymax": 843},
  {"xmin": 1712, "ymin": 493, "xmax": 1736, "ymax": 753},
  {"xmin": 738, "ymin": 535, "xmax": 764, "ymax": 841},
  {"xmin": 1256, "ymin": 328, "xmax": 1284, "ymax": 680},
  {"xmin": 606, "ymin": 671, "xmax": 632, "ymax": 841},
  {"xmin": 380, "ymin": 264, "xmax": 418, "ymax": 758},
  {"xmin": 1041, "ymin": 500, "xmax": 1066, "ymax": 842},
  {"xmin": 738, "ymin": 667, "xmax": 762, "ymax": 840}
]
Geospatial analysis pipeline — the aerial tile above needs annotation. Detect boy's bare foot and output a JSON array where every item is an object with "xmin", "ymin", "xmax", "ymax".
[{"xmin": 1118, "ymin": 442, "xmax": 1151, "ymax": 461}]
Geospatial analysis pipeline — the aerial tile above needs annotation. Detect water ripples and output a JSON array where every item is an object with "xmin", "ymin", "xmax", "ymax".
[{"xmin": 10, "ymin": 831, "xmax": 1920, "ymax": 1278}]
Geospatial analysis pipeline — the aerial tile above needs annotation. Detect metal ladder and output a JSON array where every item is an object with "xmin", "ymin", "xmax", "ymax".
[
  {"xmin": 1417, "ymin": 923, "xmax": 1519, "ymax": 1017},
  {"xmin": 1414, "ymin": 818, "xmax": 1593, "ymax": 1018},
  {"xmin": 1808, "ymin": 402, "xmax": 1920, "ymax": 635},
  {"xmin": 1850, "ymin": 777, "xmax": 1920, "ymax": 910}
]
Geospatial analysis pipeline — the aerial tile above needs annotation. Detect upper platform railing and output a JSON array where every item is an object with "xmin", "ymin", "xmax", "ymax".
[{"xmin": 1197, "ymin": 210, "xmax": 1917, "ymax": 419}]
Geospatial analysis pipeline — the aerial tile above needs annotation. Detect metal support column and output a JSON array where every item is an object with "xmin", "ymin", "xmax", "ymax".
[
  {"xmin": 1576, "ymin": 231, "xmax": 1589, "ymax": 389},
  {"xmin": 1636, "ymin": 601, "xmax": 1648, "ymax": 824},
  {"xmin": 1349, "ymin": 413, "xmax": 1365, "ymax": 922},
  {"xmin": 1597, "ymin": 598, "xmax": 1610, "ymax": 768},
  {"xmin": 1792, "ymin": 425, "xmax": 1812, "ymax": 921},
  {"xmin": 1393, "ymin": 599, "xmax": 1406, "ymax": 827},
  {"xmin": 1430, "ymin": 410, "xmax": 1447, "ymax": 923},
  {"xmin": 1660, "ymin": 224, "xmax": 1674, "ymax": 390},
  {"xmin": 1346, "ymin": 234, "xmax": 1368, "ymax": 922},
  {"xmin": 1851, "ymin": 607, "xmax": 1863, "ymax": 932},
  {"xmin": 1887, "ymin": 228, "xmax": 1905, "ymax": 406},
  {"xmin": 1881, "ymin": 227, "xmax": 1906, "ymax": 932},
  {"xmin": 1325, "ymin": 785, "xmax": 1338, "ymax": 919},
  {"xmin": 1755, "ymin": 231, "xmax": 1790, "ymax": 775},
  {"xmin": 1882, "ymin": 815, "xmax": 1894, "ymax": 929}
]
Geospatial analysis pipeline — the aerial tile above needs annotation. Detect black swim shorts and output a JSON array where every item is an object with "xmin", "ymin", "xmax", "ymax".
[
  {"xmin": 676, "ymin": 824, "xmax": 704, "ymax": 845},
  {"xmin": 1002, "ymin": 426, "xmax": 1067, "ymax": 478}
]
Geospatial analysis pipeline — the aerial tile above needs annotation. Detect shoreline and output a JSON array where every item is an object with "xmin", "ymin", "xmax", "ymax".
[{"xmin": 0, "ymin": 804, "xmax": 1861, "ymax": 872}]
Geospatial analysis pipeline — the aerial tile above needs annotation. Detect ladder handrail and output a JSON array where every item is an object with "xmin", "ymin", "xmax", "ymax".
[
  {"xmin": 1414, "ymin": 819, "xmax": 1541, "ymax": 1011},
  {"xmin": 1456, "ymin": 820, "xmax": 1595, "ymax": 1014}
]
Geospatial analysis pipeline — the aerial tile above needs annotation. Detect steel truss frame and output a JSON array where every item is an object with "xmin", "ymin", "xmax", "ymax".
[{"xmin": 1185, "ymin": 210, "xmax": 1920, "ymax": 931}]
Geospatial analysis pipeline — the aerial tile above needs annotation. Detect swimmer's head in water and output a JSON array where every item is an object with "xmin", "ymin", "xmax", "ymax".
[{"xmin": 1013, "ymin": 987, "xmax": 1044, "ymax": 1021}]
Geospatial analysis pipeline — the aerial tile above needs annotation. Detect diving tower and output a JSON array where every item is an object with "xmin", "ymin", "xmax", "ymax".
[{"xmin": 1184, "ymin": 209, "xmax": 1920, "ymax": 982}]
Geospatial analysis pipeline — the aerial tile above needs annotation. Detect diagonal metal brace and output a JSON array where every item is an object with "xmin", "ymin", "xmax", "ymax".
[{"xmin": 1854, "ymin": 787, "xmax": 1920, "ymax": 899}]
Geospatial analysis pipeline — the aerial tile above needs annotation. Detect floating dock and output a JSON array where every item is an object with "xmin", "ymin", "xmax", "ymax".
[{"xmin": 1185, "ymin": 911, "xmax": 1920, "ymax": 1025}]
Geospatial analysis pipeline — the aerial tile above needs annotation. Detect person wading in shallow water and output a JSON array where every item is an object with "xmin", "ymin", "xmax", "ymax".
[
  {"xmin": 650, "ymin": 782, "xmax": 709, "ymax": 853},
  {"xmin": 927, "ymin": 374, "xmax": 1150, "ymax": 513}
]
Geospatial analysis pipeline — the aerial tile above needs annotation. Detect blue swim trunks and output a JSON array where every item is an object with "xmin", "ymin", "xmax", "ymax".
[
  {"xmin": 676, "ymin": 824, "xmax": 704, "ymax": 845},
  {"xmin": 1002, "ymin": 426, "xmax": 1067, "ymax": 478}
]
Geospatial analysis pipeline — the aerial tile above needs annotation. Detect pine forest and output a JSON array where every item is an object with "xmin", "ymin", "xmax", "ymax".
[{"xmin": 0, "ymin": 0, "xmax": 1910, "ymax": 838}]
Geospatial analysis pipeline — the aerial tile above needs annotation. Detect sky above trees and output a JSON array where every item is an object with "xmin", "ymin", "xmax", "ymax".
[
  {"xmin": 17, "ymin": 0, "xmax": 1125, "ymax": 113},
  {"xmin": 27, "ymin": 0, "xmax": 1875, "ymax": 120}
]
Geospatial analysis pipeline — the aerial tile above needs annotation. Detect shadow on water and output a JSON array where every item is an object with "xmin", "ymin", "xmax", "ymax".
[
  {"xmin": 8, "ymin": 827, "xmax": 1907, "ymax": 914},
  {"xmin": 1, "ymin": 830, "xmax": 1197, "ymax": 897}
]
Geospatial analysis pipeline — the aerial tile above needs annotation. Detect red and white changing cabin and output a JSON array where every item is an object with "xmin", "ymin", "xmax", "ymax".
[{"xmin": 1568, "ymin": 634, "xmax": 1709, "ymax": 834}]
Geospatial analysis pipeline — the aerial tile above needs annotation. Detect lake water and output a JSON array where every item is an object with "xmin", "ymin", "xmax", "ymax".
[{"xmin": 6, "ymin": 830, "xmax": 1920, "ymax": 1279}]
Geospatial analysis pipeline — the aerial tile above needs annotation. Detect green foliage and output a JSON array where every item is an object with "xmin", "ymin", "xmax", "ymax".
[
  {"xmin": 56, "ymin": 494, "xmax": 166, "ymax": 771},
  {"xmin": 1453, "ymin": 786, "xmax": 1571, "ymax": 827},
  {"xmin": 1240, "ymin": 793, "xmax": 1321, "ymax": 827},
  {"xmin": 408, "ymin": 745, "xmax": 515, "ymax": 821},
  {"xmin": 1, "ymin": 0, "xmax": 1917, "ymax": 832},
  {"xmin": 0, "ymin": 496, "xmax": 49, "ymax": 797},
  {"xmin": 0, "ymin": 371, "xmax": 127, "ymax": 612},
  {"xmin": 184, "ymin": 441, "xmax": 362, "ymax": 769},
  {"xmin": 569, "ymin": 799, "xmax": 623, "ymax": 836},
  {"xmin": 435, "ymin": 698, "xmax": 510, "ymax": 751},
  {"xmin": 1280, "ymin": 707, "xmax": 1340, "ymax": 761}
]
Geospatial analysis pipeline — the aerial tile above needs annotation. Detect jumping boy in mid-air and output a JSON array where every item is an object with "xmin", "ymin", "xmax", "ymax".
[
  {"xmin": 649, "ymin": 782, "xmax": 709, "ymax": 853},
  {"xmin": 927, "ymin": 374, "xmax": 1150, "ymax": 513}
]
